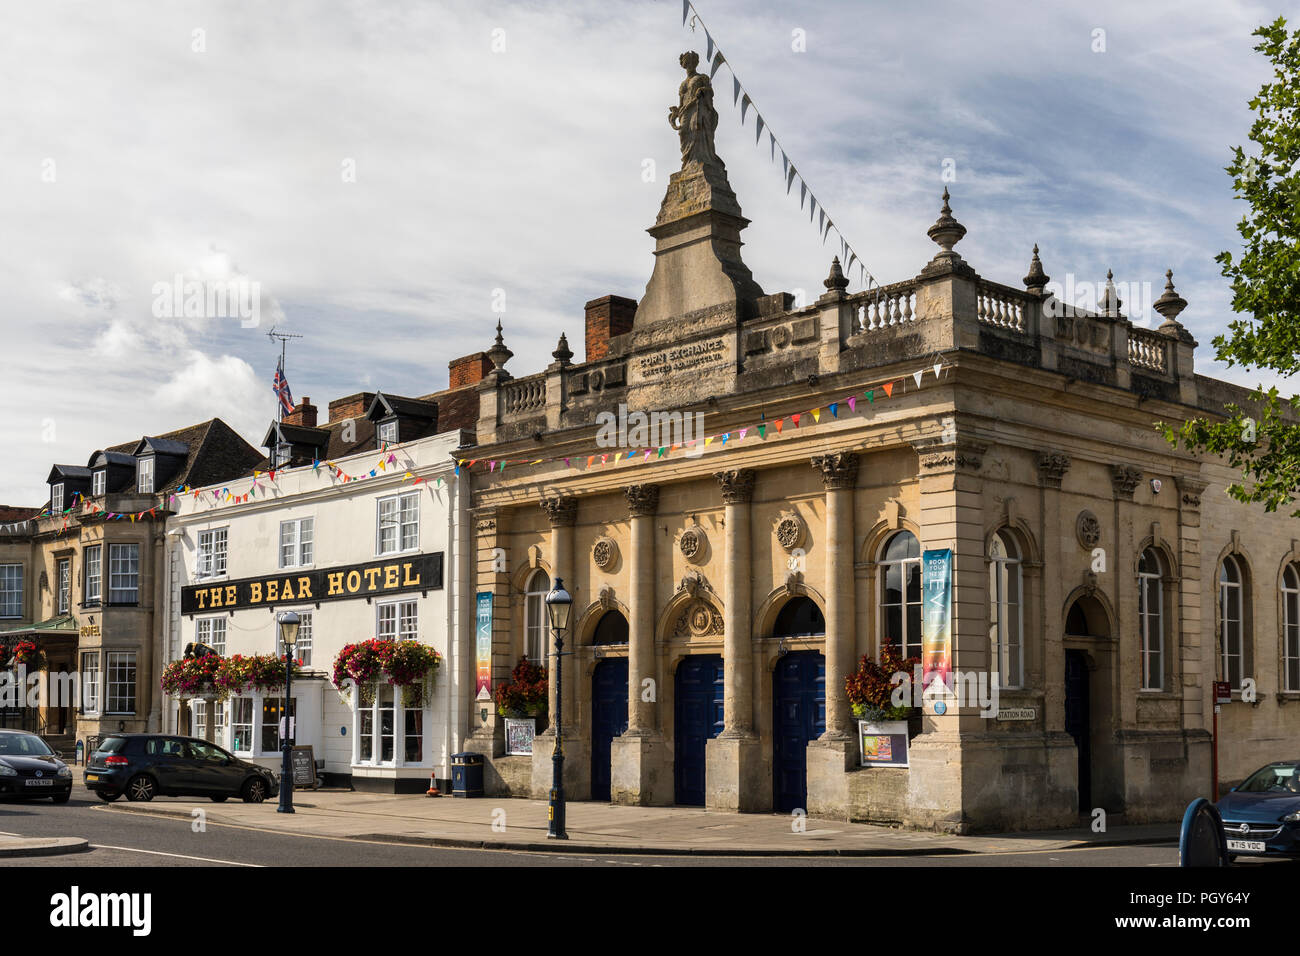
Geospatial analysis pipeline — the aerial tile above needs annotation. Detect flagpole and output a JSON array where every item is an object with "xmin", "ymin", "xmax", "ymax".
[{"xmin": 267, "ymin": 327, "xmax": 303, "ymax": 423}]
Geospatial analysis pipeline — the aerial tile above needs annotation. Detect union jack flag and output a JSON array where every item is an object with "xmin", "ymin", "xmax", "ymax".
[{"xmin": 273, "ymin": 358, "xmax": 294, "ymax": 415}]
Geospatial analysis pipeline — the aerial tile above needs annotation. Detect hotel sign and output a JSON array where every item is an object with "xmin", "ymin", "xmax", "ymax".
[{"xmin": 181, "ymin": 553, "xmax": 443, "ymax": 615}]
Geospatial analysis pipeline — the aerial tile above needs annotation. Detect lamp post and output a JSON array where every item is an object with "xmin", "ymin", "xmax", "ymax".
[
  {"xmin": 544, "ymin": 578, "xmax": 572, "ymax": 839},
  {"xmin": 276, "ymin": 611, "xmax": 300, "ymax": 814}
]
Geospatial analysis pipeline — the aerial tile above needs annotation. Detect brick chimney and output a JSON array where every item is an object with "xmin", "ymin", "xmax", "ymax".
[
  {"xmin": 327, "ymin": 392, "xmax": 376, "ymax": 424},
  {"xmin": 448, "ymin": 352, "xmax": 493, "ymax": 389},
  {"xmin": 283, "ymin": 397, "xmax": 318, "ymax": 428},
  {"xmin": 585, "ymin": 295, "xmax": 637, "ymax": 362}
]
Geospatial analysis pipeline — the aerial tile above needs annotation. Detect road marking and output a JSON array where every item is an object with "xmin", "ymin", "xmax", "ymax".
[{"xmin": 90, "ymin": 844, "xmax": 263, "ymax": 867}]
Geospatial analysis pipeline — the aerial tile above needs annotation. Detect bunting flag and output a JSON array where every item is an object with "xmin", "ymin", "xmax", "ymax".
[
  {"xmin": 883, "ymin": 382, "xmax": 894, "ymax": 398},
  {"xmin": 913, "ymin": 370, "xmax": 923, "ymax": 388}
]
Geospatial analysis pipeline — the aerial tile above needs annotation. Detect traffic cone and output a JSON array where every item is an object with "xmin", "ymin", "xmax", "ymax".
[{"xmin": 426, "ymin": 771, "xmax": 441, "ymax": 797}]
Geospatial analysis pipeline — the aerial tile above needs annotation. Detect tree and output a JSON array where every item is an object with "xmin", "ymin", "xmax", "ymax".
[{"xmin": 1163, "ymin": 18, "xmax": 1300, "ymax": 514}]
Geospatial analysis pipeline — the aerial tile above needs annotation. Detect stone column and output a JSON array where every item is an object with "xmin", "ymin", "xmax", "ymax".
[
  {"xmin": 804, "ymin": 452, "xmax": 859, "ymax": 818},
  {"xmin": 1173, "ymin": 475, "xmax": 1211, "ymax": 793},
  {"xmin": 532, "ymin": 495, "xmax": 585, "ymax": 797},
  {"xmin": 610, "ymin": 484, "xmax": 669, "ymax": 805},
  {"xmin": 707, "ymin": 468, "xmax": 762, "ymax": 811}
]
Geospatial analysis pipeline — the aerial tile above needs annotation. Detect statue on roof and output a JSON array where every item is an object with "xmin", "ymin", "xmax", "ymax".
[{"xmin": 668, "ymin": 51, "xmax": 721, "ymax": 168}]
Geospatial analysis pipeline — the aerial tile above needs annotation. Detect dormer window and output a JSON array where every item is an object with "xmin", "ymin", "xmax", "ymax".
[
  {"xmin": 92, "ymin": 470, "xmax": 106, "ymax": 496},
  {"xmin": 275, "ymin": 442, "xmax": 293, "ymax": 469},
  {"xmin": 138, "ymin": 457, "xmax": 154, "ymax": 493},
  {"xmin": 51, "ymin": 483, "xmax": 64, "ymax": 514},
  {"xmin": 378, "ymin": 420, "xmax": 399, "ymax": 446}
]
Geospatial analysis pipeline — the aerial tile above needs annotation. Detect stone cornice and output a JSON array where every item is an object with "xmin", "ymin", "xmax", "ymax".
[{"xmin": 913, "ymin": 439, "xmax": 985, "ymax": 473}]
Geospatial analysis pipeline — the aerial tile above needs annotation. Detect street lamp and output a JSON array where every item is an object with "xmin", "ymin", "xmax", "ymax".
[
  {"xmin": 544, "ymin": 578, "xmax": 572, "ymax": 839},
  {"xmin": 276, "ymin": 610, "xmax": 300, "ymax": 814}
]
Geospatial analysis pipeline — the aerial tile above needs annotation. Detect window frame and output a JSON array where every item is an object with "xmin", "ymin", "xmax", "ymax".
[
  {"xmin": 523, "ymin": 569, "xmax": 551, "ymax": 664},
  {"xmin": 105, "ymin": 651, "xmax": 137, "ymax": 715},
  {"xmin": 377, "ymin": 419, "xmax": 399, "ymax": 447},
  {"xmin": 1219, "ymin": 555, "xmax": 1246, "ymax": 689},
  {"xmin": 988, "ymin": 530, "xmax": 1024, "ymax": 690},
  {"xmin": 279, "ymin": 517, "xmax": 315, "ymax": 569},
  {"xmin": 51, "ymin": 483, "xmax": 64, "ymax": 514},
  {"xmin": 80, "ymin": 651, "xmax": 100, "ymax": 715},
  {"xmin": 1138, "ymin": 548, "xmax": 1165, "ymax": 692},
  {"xmin": 0, "ymin": 564, "xmax": 23, "ymax": 619},
  {"xmin": 107, "ymin": 542, "xmax": 140, "ymax": 605},
  {"xmin": 376, "ymin": 598, "xmax": 418, "ymax": 641},
  {"xmin": 195, "ymin": 615, "xmax": 227, "ymax": 656},
  {"xmin": 196, "ymin": 527, "xmax": 229, "ymax": 578},
  {"xmin": 56, "ymin": 558, "xmax": 71, "ymax": 615},
  {"xmin": 137, "ymin": 456, "xmax": 154, "ymax": 494},
  {"xmin": 83, "ymin": 545, "xmax": 102, "ymax": 607},
  {"xmin": 375, "ymin": 491, "xmax": 419, "ymax": 556},
  {"xmin": 91, "ymin": 469, "xmax": 106, "ymax": 497},
  {"xmin": 352, "ymin": 681, "xmax": 428, "ymax": 768},
  {"xmin": 1283, "ymin": 564, "xmax": 1300, "ymax": 694},
  {"xmin": 876, "ymin": 531, "xmax": 922, "ymax": 661},
  {"xmin": 276, "ymin": 609, "xmax": 313, "ymax": 667}
]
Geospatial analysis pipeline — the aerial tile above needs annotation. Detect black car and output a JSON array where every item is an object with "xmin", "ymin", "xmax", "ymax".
[
  {"xmin": 1216, "ymin": 759, "xmax": 1300, "ymax": 860},
  {"xmin": 84, "ymin": 734, "xmax": 277, "ymax": 804},
  {"xmin": 0, "ymin": 729, "xmax": 73, "ymax": 802}
]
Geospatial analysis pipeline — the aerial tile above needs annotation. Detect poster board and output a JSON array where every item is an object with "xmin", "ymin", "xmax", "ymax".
[{"xmin": 291, "ymin": 745, "xmax": 317, "ymax": 789}]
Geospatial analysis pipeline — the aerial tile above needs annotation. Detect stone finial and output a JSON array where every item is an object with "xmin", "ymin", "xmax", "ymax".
[
  {"xmin": 811, "ymin": 452, "xmax": 859, "ymax": 489},
  {"xmin": 715, "ymin": 468, "xmax": 756, "ymax": 504},
  {"xmin": 539, "ymin": 495, "xmax": 577, "ymax": 528},
  {"xmin": 1153, "ymin": 269, "xmax": 1196, "ymax": 344},
  {"xmin": 486, "ymin": 320, "xmax": 514, "ymax": 377},
  {"xmin": 623, "ymin": 483, "xmax": 660, "ymax": 517},
  {"xmin": 823, "ymin": 257, "xmax": 850, "ymax": 293},
  {"xmin": 552, "ymin": 331, "xmax": 574, "ymax": 366},
  {"xmin": 926, "ymin": 188, "xmax": 967, "ymax": 254},
  {"xmin": 1023, "ymin": 244, "xmax": 1049, "ymax": 295},
  {"xmin": 1098, "ymin": 269, "xmax": 1123, "ymax": 318}
]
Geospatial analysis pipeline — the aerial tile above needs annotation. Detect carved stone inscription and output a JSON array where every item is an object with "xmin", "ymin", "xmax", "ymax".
[{"xmin": 638, "ymin": 337, "xmax": 727, "ymax": 378}]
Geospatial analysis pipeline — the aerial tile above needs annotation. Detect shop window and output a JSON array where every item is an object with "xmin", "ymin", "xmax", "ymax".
[{"xmin": 230, "ymin": 697, "xmax": 254, "ymax": 753}]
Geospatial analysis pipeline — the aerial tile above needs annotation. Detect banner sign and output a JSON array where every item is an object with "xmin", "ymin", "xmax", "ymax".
[
  {"xmin": 475, "ymin": 591, "xmax": 493, "ymax": 701},
  {"xmin": 181, "ymin": 552, "xmax": 443, "ymax": 614},
  {"xmin": 922, "ymin": 548, "xmax": 953, "ymax": 692}
]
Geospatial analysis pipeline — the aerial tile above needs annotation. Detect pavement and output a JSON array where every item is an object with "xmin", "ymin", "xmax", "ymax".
[
  {"xmin": 46, "ymin": 785, "xmax": 1178, "ymax": 858},
  {"xmin": 0, "ymin": 834, "xmax": 88, "ymax": 858}
]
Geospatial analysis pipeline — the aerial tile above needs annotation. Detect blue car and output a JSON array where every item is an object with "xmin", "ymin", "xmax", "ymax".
[{"xmin": 1216, "ymin": 760, "xmax": 1300, "ymax": 860}]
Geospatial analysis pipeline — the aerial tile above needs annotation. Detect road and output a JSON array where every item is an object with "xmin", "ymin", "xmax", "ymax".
[{"xmin": 0, "ymin": 786, "xmax": 1197, "ymax": 867}]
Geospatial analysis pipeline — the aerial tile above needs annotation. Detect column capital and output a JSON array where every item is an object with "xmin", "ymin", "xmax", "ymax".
[
  {"xmin": 810, "ymin": 452, "xmax": 859, "ymax": 489},
  {"xmin": 623, "ymin": 483, "xmax": 660, "ymax": 517},
  {"xmin": 1174, "ymin": 473, "xmax": 1207, "ymax": 510},
  {"xmin": 715, "ymin": 468, "xmax": 756, "ymax": 504},
  {"xmin": 1110, "ymin": 464, "xmax": 1142, "ymax": 500},
  {"xmin": 539, "ymin": 495, "xmax": 577, "ymax": 527},
  {"xmin": 1037, "ymin": 451, "xmax": 1071, "ymax": 488}
]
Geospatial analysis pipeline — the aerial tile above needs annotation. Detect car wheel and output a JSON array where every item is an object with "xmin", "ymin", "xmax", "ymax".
[
  {"xmin": 241, "ymin": 777, "xmax": 268, "ymax": 804},
  {"xmin": 51, "ymin": 791, "xmax": 71, "ymax": 804},
  {"xmin": 209, "ymin": 795, "xmax": 229, "ymax": 803},
  {"xmin": 95, "ymin": 790, "xmax": 120, "ymax": 803},
  {"xmin": 125, "ymin": 775, "xmax": 157, "ymax": 802}
]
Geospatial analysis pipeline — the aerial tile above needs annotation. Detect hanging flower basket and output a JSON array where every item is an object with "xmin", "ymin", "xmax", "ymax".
[
  {"xmin": 332, "ymin": 638, "xmax": 442, "ymax": 706},
  {"xmin": 160, "ymin": 653, "xmax": 298, "ymax": 702},
  {"xmin": 0, "ymin": 640, "xmax": 46, "ymax": 671},
  {"xmin": 160, "ymin": 654, "xmax": 222, "ymax": 697}
]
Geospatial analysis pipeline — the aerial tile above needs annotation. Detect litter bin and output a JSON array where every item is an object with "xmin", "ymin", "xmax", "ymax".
[{"xmin": 451, "ymin": 752, "xmax": 484, "ymax": 797}]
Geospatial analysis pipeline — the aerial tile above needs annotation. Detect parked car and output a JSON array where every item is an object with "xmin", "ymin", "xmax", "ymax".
[
  {"xmin": 84, "ymin": 734, "xmax": 277, "ymax": 804},
  {"xmin": 1216, "ymin": 759, "xmax": 1300, "ymax": 860},
  {"xmin": 0, "ymin": 729, "xmax": 73, "ymax": 803}
]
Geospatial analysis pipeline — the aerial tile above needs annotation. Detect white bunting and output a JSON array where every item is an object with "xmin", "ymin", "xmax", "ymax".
[
  {"xmin": 755, "ymin": 114, "xmax": 764, "ymax": 144},
  {"xmin": 799, "ymin": 180, "xmax": 807, "ymax": 209},
  {"xmin": 769, "ymin": 131, "xmax": 776, "ymax": 161},
  {"xmin": 710, "ymin": 51, "xmax": 725, "ymax": 78},
  {"xmin": 682, "ymin": 0, "xmax": 690, "ymax": 25},
  {"xmin": 786, "ymin": 165, "xmax": 797, "ymax": 194},
  {"xmin": 934, "ymin": 362, "xmax": 943, "ymax": 378},
  {"xmin": 740, "ymin": 93, "xmax": 751, "ymax": 123},
  {"xmin": 733, "ymin": 75, "xmax": 741, "ymax": 105},
  {"xmin": 913, "ymin": 370, "xmax": 923, "ymax": 388},
  {"xmin": 706, "ymin": 30, "xmax": 714, "ymax": 61}
]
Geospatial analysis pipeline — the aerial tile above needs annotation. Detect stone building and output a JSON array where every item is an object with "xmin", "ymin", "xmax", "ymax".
[
  {"xmin": 457, "ymin": 56, "xmax": 1300, "ymax": 831},
  {"xmin": 0, "ymin": 419, "xmax": 262, "ymax": 756}
]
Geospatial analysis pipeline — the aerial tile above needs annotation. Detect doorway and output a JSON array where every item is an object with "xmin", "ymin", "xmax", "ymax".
[
  {"xmin": 590, "ymin": 658, "xmax": 628, "ymax": 802},
  {"xmin": 673, "ymin": 655, "xmax": 723, "ymax": 806},
  {"xmin": 772, "ymin": 650, "xmax": 825, "ymax": 813},
  {"xmin": 1064, "ymin": 649, "xmax": 1091, "ymax": 811}
]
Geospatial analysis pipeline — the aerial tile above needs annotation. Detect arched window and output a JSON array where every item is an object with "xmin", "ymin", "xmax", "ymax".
[
  {"xmin": 878, "ymin": 531, "xmax": 921, "ymax": 659},
  {"xmin": 773, "ymin": 597, "xmax": 825, "ymax": 637},
  {"xmin": 591, "ymin": 610, "xmax": 629, "ymax": 645},
  {"xmin": 1283, "ymin": 564, "xmax": 1300, "ymax": 692},
  {"xmin": 1219, "ymin": 556, "xmax": 1244, "ymax": 688},
  {"xmin": 989, "ymin": 530, "xmax": 1023, "ymax": 688},
  {"xmin": 1138, "ymin": 548, "xmax": 1164, "ymax": 691},
  {"xmin": 523, "ymin": 570, "xmax": 550, "ymax": 664}
]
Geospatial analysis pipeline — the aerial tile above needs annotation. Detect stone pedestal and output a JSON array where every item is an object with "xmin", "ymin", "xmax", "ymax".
[
  {"xmin": 610, "ymin": 732, "xmax": 671, "ymax": 806},
  {"xmin": 804, "ymin": 737, "xmax": 856, "ymax": 819},
  {"xmin": 530, "ymin": 730, "xmax": 590, "ymax": 801},
  {"xmin": 705, "ymin": 733, "xmax": 765, "ymax": 811}
]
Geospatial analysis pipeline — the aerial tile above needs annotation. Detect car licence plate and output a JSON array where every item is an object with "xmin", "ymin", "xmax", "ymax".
[
  {"xmin": 85, "ymin": 774, "xmax": 98, "ymax": 782},
  {"xmin": 24, "ymin": 779, "xmax": 54, "ymax": 787},
  {"xmin": 1226, "ymin": 839, "xmax": 1266, "ymax": 852}
]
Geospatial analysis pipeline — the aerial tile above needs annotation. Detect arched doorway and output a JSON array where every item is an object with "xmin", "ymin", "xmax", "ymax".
[
  {"xmin": 771, "ymin": 597, "xmax": 826, "ymax": 813},
  {"xmin": 673, "ymin": 656, "xmax": 723, "ymax": 806},
  {"xmin": 1064, "ymin": 594, "xmax": 1111, "ymax": 814}
]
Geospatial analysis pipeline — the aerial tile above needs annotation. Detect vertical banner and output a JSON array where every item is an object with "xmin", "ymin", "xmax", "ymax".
[
  {"xmin": 475, "ymin": 591, "xmax": 493, "ymax": 701},
  {"xmin": 922, "ymin": 548, "xmax": 953, "ymax": 692}
]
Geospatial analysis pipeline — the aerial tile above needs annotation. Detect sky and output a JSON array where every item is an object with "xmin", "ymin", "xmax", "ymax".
[{"xmin": 0, "ymin": 0, "xmax": 1294, "ymax": 504}]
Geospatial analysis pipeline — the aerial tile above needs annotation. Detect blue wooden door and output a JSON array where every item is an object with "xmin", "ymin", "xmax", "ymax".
[
  {"xmin": 1064, "ymin": 650, "xmax": 1091, "ymax": 811},
  {"xmin": 590, "ymin": 658, "xmax": 629, "ymax": 802},
  {"xmin": 773, "ymin": 651, "xmax": 825, "ymax": 812},
  {"xmin": 674, "ymin": 655, "xmax": 724, "ymax": 806}
]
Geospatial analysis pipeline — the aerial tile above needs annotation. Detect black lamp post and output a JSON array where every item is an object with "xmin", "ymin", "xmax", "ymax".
[
  {"xmin": 544, "ymin": 578, "xmax": 572, "ymax": 839},
  {"xmin": 276, "ymin": 611, "xmax": 300, "ymax": 814}
]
